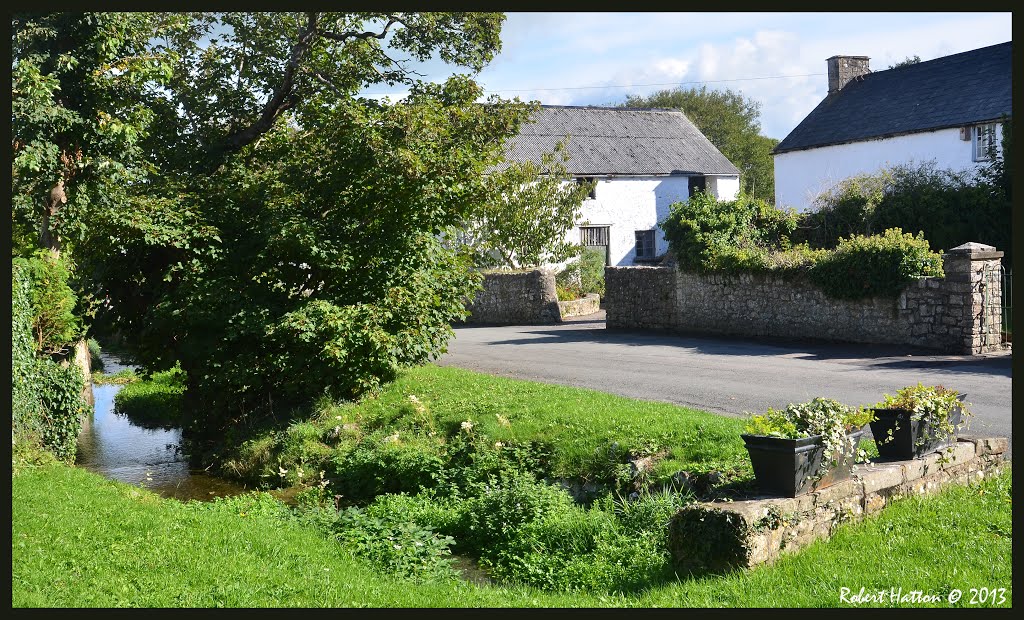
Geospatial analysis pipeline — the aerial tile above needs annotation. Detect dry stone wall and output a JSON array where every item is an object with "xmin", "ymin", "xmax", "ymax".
[
  {"xmin": 668, "ymin": 436, "xmax": 1008, "ymax": 574},
  {"xmin": 605, "ymin": 243, "xmax": 1005, "ymax": 354},
  {"xmin": 463, "ymin": 269, "xmax": 562, "ymax": 325}
]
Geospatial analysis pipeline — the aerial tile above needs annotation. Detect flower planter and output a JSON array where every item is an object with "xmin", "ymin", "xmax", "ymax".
[
  {"xmin": 741, "ymin": 429, "xmax": 866, "ymax": 497},
  {"xmin": 869, "ymin": 405, "xmax": 963, "ymax": 459}
]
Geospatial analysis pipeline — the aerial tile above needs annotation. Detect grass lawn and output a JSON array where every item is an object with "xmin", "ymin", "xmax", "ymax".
[
  {"xmin": 12, "ymin": 462, "xmax": 1011, "ymax": 607},
  {"xmin": 220, "ymin": 364, "xmax": 756, "ymax": 490}
]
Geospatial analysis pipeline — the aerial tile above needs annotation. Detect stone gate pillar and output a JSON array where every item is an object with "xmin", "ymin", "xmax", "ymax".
[{"xmin": 942, "ymin": 243, "xmax": 1004, "ymax": 354}]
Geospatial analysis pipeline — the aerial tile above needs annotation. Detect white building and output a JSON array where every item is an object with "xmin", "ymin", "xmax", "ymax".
[
  {"xmin": 774, "ymin": 42, "xmax": 1011, "ymax": 211},
  {"xmin": 500, "ymin": 105, "xmax": 740, "ymax": 266}
]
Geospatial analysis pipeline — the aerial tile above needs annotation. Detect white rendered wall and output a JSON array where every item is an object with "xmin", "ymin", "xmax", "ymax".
[
  {"xmin": 557, "ymin": 174, "xmax": 740, "ymax": 267},
  {"xmin": 774, "ymin": 125, "xmax": 1003, "ymax": 211}
]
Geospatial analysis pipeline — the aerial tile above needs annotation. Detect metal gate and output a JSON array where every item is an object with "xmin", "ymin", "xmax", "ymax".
[
  {"xmin": 983, "ymin": 263, "xmax": 1011, "ymax": 345},
  {"xmin": 1001, "ymin": 267, "xmax": 1012, "ymax": 344}
]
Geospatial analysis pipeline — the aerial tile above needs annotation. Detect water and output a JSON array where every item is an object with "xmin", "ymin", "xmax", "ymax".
[{"xmin": 75, "ymin": 353, "xmax": 249, "ymax": 502}]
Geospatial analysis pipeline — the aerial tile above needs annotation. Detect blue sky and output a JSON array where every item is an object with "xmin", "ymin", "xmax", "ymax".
[{"xmin": 361, "ymin": 12, "xmax": 1012, "ymax": 140}]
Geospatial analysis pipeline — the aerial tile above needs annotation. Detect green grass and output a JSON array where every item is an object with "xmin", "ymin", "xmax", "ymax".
[
  {"xmin": 91, "ymin": 368, "xmax": 140, "ymax": 385},
  {"xmin": 12, "ymin": 462, "xmax": 1011, "ymax": 607},
  {"xmin": 225, "ymin": 365, "xmax": 752, "ymax": 488},
  {"xmin": 112, "ymin": 364, "xmax": 185, "ymax": 428}
]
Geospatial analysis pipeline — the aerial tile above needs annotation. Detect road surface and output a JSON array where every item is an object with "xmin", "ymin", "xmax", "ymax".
[{"xmin": 439, "ymin": 311, "xmax": 1012, "ymax": 454}]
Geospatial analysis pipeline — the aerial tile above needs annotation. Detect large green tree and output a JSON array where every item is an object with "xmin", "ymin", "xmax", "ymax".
[
  {"xmin": 622, "ymin": 86, "xmax": 779, "ymax": 203},
  {"xmin": 12, "ymin": 12, "xmax": 534, "ymax": 441}
]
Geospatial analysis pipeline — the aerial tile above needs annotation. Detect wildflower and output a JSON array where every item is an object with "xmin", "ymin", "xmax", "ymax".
[
  {"xmin": 384, "ymin": 431, "xmax": 400, "ymax": 443},
  {"xmin": 461, "ymin": 420, "xmax": 474, "ymax": 432},
  {"xmin": 496, "ymin": 414, "xmax": 511, "ymax": 428},
  {"xmin": 278, "ymin": 466, "xmax": 288, "ymax": 478},
  {"xmin": 494, "ymin": 441, "xmax": 504, "ymax": 449}
]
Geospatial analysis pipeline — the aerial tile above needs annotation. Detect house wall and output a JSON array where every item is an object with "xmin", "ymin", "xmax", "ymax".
[
  {"xmin": 562, "ymin": 174, "xmax": 740, "ymax": 267},
  {"xmin": 773, "ymin": 125, "xmax": 1003, "ymax": 211},
  {"xmin": 604, "ymin": 245, "xmax": 1005, "ymax": 354}
]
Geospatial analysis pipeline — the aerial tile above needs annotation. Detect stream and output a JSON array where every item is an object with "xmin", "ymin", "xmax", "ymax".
[{"xmin": 75, "ymin": 353, "xmax": 249, "ymax": 502}]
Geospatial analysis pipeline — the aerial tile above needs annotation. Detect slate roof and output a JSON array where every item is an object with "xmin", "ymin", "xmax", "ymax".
[
  {"xmin": 496, "ymin": 105, "xmax": 740, "ymax": 176},
  {"xmin": 774, "ymin": 42, "xmax": 1012, "ymax": 154}
]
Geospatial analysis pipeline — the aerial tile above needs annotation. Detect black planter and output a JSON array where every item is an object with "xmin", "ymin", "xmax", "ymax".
[
  {"xmin": 869, "ymin": 405, "xmax": 963, "ymax": 459},
  {"xmin": 741, "ymin": 429, "xmax": 865, "ymax": 498}
]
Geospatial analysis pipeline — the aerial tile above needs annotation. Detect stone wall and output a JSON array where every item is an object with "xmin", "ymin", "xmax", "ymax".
[
  {"xmin": 558, "ymin": 293, "xmax": 601, "ymax": 319},
  {"xmin": 605, "ymin": 243, "xmax": 1005, "ymax": 354},
  {"xmin": 668, "ymin": 436, "xmax": 1008, "ymax": 574},
  {"xmin": 463, "ymin": 269, "xmax": 562, "ymax": 325}
]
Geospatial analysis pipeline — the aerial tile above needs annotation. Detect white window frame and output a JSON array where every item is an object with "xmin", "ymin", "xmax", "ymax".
[{"xmin": 973, "ymin": 123, "xmax": 997, "ymax": 162}]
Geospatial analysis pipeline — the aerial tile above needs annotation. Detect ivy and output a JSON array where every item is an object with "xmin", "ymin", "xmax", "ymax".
[{"xmin": 11, "ymin": 261, "xmax": 86, "ymax": 463}]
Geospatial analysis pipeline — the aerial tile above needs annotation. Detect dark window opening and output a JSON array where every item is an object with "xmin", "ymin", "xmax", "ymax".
[
  {"xmin": 576, "ymin": 177, "xmax": 597, "ymax": 199},
  {"xmin": 688, "ymin": 175, "xmax": 707, "ymax": 198},
  {"xmin": 635, "ymin": 229, "xmax": 656, "ymax": 260}
]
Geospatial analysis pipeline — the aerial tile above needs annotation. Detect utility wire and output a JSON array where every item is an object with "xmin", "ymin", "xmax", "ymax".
[{"xmin": 362, "ymin": 72, "xmax": 825, "ymax": 96}]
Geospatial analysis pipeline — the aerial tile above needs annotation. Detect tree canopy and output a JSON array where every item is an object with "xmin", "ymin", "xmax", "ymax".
[
  {"xmin": 12, "ymin": 12, "xmax": 535, "ymax": 439},
  {"xmin": 622, "ymin": 86, "xmax": 779, "ymax": 203}
]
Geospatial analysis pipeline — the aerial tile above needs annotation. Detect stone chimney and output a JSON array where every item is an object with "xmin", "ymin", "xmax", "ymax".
[{"xmin": 827, "ymin": 55, "xmax": 871, "ymax": 94}]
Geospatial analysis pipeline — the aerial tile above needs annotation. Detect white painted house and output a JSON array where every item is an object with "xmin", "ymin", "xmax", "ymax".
[
  {"xmin": 774, "ymin": 41, "xmax": 1011, "ymax": 211},
  {"xmin": 499, "ymin": 105, "xmax": 740, "ymax": 266}
]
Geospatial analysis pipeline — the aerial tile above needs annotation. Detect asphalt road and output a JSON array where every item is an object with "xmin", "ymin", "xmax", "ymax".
[{"xmin": 439, "ymin": 311, "xmax": 1012, "ymax": 454}]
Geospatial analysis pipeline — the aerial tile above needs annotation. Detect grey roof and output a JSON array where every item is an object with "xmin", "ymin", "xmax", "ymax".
[
  {"xmin": 497, "ymin": 105, "xmax": 740, "ymax": 176},
  {"xmin": 775, "ymin": 42, "xmax": 1012, "ymax": 154}
]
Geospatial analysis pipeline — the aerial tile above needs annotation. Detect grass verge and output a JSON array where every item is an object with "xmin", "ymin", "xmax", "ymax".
[{"xmin": 12, "ymin": 462, "xmax": 1010, "ymax": 607}]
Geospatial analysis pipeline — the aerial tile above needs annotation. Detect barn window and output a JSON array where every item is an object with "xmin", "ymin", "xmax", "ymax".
[
  {"xmin": 634, "ymin": 229, "xmax": 656, "ymax": 259},
  {"xmin": 576, "ymin": 177, "xmax": 597, "ymax": 199}
]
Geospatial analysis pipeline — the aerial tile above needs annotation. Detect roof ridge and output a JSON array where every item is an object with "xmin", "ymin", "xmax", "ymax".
[{"xmin": 537, "ymin": 104, "xmax": 683, "ymax": 113}]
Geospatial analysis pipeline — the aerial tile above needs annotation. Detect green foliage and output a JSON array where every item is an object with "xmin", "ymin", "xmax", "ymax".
[
  {"xmin": 12, "ymin": 461, "xmax": 1012, "ymax": 606},
  {"xmin": 808, "ymin": 228, "xmax": 944, "ymax": 299},
  {"xmin": 623, "ymin": 86, "xmax": 779, "ymax": 202},
  {"xmin": 87, "ymin": 338, "xmax": 104, "ymax": 371},
  {"xmin": 461, "ymin": 140, "xmax": 594, "ymax": 269},
  {"xmin": 555, "ymin": 247, "xmax": 606, "ymax": 300},
  {"xmin": 11, "ymin": 261, "xmax": 86, "ymax": 464},
  {"xmin": 799, "ymin": 154, "xmax": 1012, "ymax": 265},
  {"xmin": 888, "ymin": 55, "xmax": 921, "ymax": 69},
  {"xmin": 14, "ymin": 250, "xmax": 82, "ymax": 356},
  {"xmin": 332, "ymin": 504, "xmax": 460, "ymax": 582},
  {"xmin": 661, "ymin": 191, "xmax": 802, "ymax": 272},
  {"xmin": 744, "ymin": 397, "xmax": 873, "ymax": 481},
  {"xmin": 662, "ymin": 190, "xmax": 945, "ymax": 300},
  {"xmin": 113, "ymin": 363, "xmax": 186, "ymax": 429},
  {"xmin": 875, "ymin": 383, "xmax": 972, "ymax": 448},
  {"xmin": 91, "ymin": 368, "xmax": 139, "ymax": 385}
]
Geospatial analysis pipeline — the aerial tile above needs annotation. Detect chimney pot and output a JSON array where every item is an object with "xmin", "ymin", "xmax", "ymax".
[{"xmin": 827, "ymin": 55, "xmax": 871, "ymax": 94}]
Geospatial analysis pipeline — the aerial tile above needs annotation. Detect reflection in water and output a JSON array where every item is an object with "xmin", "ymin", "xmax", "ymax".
[{"xmin": 76, "ymin": 353, "xmax": 248, "ymax": 502}]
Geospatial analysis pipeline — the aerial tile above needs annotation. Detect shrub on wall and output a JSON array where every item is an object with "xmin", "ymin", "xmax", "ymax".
[
  {"xmin": 11, "ymin": 261, "xmax": 86, "ymax": 463},
  {"xmin": 661, "ymin": 192, "xmax": 801, "ymax": 272},
  {"xmin": 808, "ymin": 229, "xmax": 944, "ymax": 300},
  {"xmin": 660, "ymin": 193, "xmax": 945, "ymax": 301}
]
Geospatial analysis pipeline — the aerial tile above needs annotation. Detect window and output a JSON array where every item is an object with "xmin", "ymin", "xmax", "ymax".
[
  {"xmin": 635, "ymin": 229, "xmax": 656, "ymax": 259},
  {"xmin": 688, "ymin": 175, "xmax": 707, "ymax": 198},
  {"xmin": 973, "ymin": 123, "xmax": 997, "ymax": 162},
  {"xmin": 576, "ymin": 177, "xmax": 597, "ymax": 199},
  {"xmin": 580, "ymin": 226, "xmax": 609, "ymax": 247}
]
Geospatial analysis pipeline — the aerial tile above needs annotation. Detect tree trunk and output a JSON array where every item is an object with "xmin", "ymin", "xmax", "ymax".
[{"xmin": 40, "ymin": 178, "xmax": 67, "ymax": 255}]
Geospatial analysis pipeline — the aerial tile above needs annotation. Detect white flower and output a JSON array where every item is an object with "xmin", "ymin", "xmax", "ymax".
[
  {"xmin": 278, "ymin": 466, "xmax": 288, "ymax": 478},
  {"xmin": 384, "ymin": 431, "xmax": 400, "ymax": 443},
  {"xmin": 496, "ymin": 414, "xmax": 511, "ymax": 428},
  {"xmin": 461, "ymin": 420, "xmax": 474, "ymax": 432},
  {"xmin": 494, "ymin": 441, "xmax": 504, "ymax": 449}
]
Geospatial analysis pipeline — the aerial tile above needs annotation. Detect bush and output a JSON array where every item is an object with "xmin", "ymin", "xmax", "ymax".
[
  {"xmin": 799, "ymin": 156, "xmax": 1011, "ymax": 265},
  {"xmin": 329, "ymin": 433, "xmax": 447, "ymax": 502},
  {"xmin": 11, "ymin": 260, "xmax": 86, "ymax": 463},
  {"xmin": 113, "ymin": 363, "xmax": 186, "ymax": 429},
  {"xmin": 661, "ymin": 192, "xmax": 801, "ymax": 272},
  {"xmin": 555, "ymin": 248, "xmax": 606, "ymax": 300},
  {"xmin": 14, "ymin": 250, "xmax": 82, "ymax": 357},
  {"xmin": 87, "ymin": 338, "xmax": 104, "ymax": 372},
  {"xmin": 808, "ymin": 228, "xmax": 944, "ymax": 299}
]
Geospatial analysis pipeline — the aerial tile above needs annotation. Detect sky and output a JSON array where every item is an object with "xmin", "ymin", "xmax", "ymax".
[{"xmin": 361, "ymin": 12, "xmax": 1012, "ymax": 140}]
